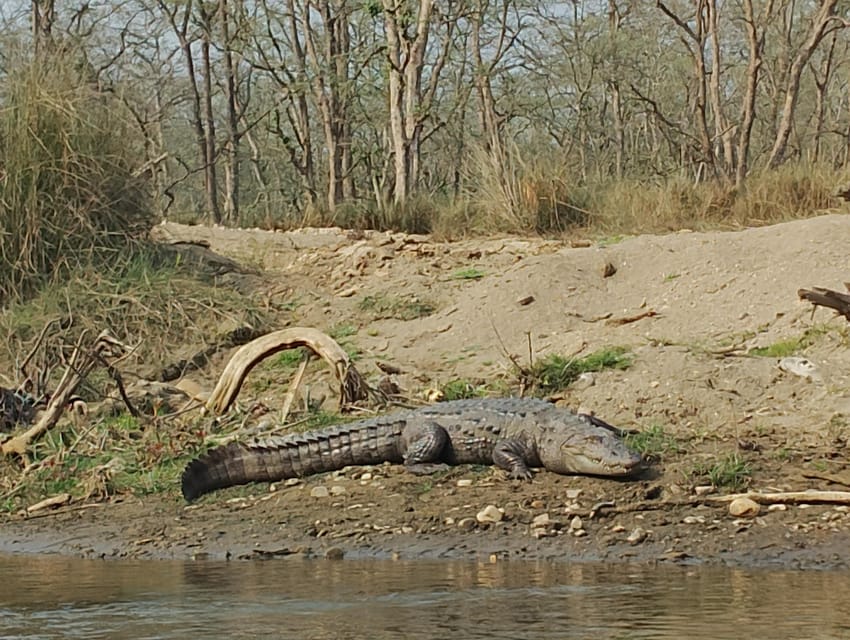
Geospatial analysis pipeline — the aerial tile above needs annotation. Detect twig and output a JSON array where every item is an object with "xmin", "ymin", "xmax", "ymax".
[
  {"xmin": 279, "ymin": 352, "xmax": 311, "ymax": 424},
  {"xmin": 800, "ymin": 471, "xmax": 850, "ymax": 488}
]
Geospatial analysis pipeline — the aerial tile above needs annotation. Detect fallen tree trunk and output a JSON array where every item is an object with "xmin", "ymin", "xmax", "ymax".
[
  {"xmin": 205, "ymin": 327, "xmax": 369, "ymax": 414},
  {"xmin": 798, "ymin": 284, "xmax": 850, "ymax": 321}
]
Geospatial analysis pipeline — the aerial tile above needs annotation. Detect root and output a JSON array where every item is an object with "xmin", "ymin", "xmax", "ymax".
[{"xmin": 206, "ymin": 327, "xmax": 369, "ymax": 414}]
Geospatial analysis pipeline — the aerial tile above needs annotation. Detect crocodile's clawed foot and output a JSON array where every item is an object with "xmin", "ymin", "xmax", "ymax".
[
  {"xmin": 509, "ymin": 468, "xmax": 534, "ymax": 481},
  {"xmin": 405, "ymin": 462, "xmax": 452, "ymax": 475}
]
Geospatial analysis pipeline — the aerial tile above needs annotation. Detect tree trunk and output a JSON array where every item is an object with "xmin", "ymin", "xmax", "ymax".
[
  {"xmin": 220, "ymin": 0, "xmax": 240, "ymax": 223},
  {"xmin": 382, "ymin": 0, "xmax": 434, "ymax": 205},
  {"xmin": 198, "ymin": 4, "xmax": 221, "ymax": 222},
  {"xmin": 734, "ymin": 0, "xmax": 771, "ymax": 188},
  {"xmin": 767, "ymin": 0, "xmax": 841, "ymax": 169}
]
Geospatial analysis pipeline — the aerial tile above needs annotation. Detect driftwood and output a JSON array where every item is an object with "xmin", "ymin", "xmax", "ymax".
[
  {"xmin": 706, "ymin": 490, "xmax": 850, "ymax": 506},
  {"xmin": 798, "ymin": 284, "xmax": 850, "ymax": 321},
  {"xmin": 205, "ymin": 327, "xmax": 369, "ymax": 414}
]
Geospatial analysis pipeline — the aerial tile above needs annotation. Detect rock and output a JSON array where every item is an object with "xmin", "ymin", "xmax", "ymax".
[
  {"xmin": 573, "ymin": 372, "xmax": 595, "ymax": 389},
  {"xmin": 310, "ymin": 486, "xmax": 330, "ymax": 498},
  {"xmin": 602, "ymin": 261, "xmax": 617, "ymax": 277},
  {"xmin": 728, "ymin": 497, "xmax": 760, "ymax": 518},
  {"xmin": 360, "ymin": 472, "xmax": 373, "ymax": 481},
  {"xmin": 324, "ymin": 547, "xmax": 345, "ymax": 560},
  {"xmin": 477, "ymin": 505, "xmax": 504, "ymax": 523},
  {"xmin": 694, "ymin": 485, "xmax": 713, "ymax": 496},
  {"xmin": 682, "ymin": 515, "xmax": 705, "ymax": 525},
  {"xmin": 532, "ymin": 513, "xmax": 552, "ymax": 528},
  {"xmin": 778, "ymin": 356, "xmax": 821, "ymax": 382},
  {"xmin": 565, "ymin": 489, "xmax": 583, "ymax": 500},
  {"xmin": 768, "ymin": 504, "xmax": 787, "ymax": 512},
  {"xmin": 284, "ymin": 478, "xmax": 302, "ymax": 487},
  {"xmin": 457, "ymin": 517, "xmax": 477, "ymax": 531},
  {"xmin": 329, "ymin": 485, "xmax": 347, "ymax": 496},
  {"xmin": 456, "ymin": 479, "xmax": 473, "ymax": 487},
  {"xmin": 610, "ymin": 524, "xmax": 626, "ymax": 533},
  {"xmin": 573, "ymin": 529, "xmax": 588, "ymax": 538},
  {"xmin": 530, "ymin": 499, "xmax": 545, "ymax": 509},
  {"xmin": 626, "ymin": 526, "xmax": 648, "ymax": 545}
]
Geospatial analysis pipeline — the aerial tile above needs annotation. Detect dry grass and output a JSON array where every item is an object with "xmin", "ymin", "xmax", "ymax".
[
  {"xmin": 0, "ymin": 249, "xmax": 270, "ymax": 390},
  {"xmin": 235, "ymin": 142, "xmax": 843, "ymax": 238},
  {"xmin": 584, "ymin": 163, "xmax": 841, "ymax": 235},
  {"xmin": 0, "ymin": 49, "xmax": 152, "ymax": 301}
]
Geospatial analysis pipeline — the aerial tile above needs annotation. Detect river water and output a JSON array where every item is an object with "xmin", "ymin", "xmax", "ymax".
[{"xmin": 1, "ymin": 554, "xmax": 849, "ymax": 639}]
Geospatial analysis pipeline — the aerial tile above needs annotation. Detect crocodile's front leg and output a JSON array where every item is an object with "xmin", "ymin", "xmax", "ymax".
[
  {"xmin": 493, "ymin": 439, "xmax": 535, "ymax": 479},
  {"xmin": 402, "ymin": 421, "xmax": 451, "ymax": 475}
]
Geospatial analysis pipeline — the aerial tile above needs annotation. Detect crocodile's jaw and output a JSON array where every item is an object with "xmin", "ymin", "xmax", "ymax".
[
  {"xmin": 562, "ymin": 448, "xmax": 644, "ymax": 477},
  {"xmin": 541, "ymin": 430, "xmax": 644, "ymax": 477}
]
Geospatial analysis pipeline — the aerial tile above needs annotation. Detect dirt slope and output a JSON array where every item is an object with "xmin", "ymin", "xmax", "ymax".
[{"xmin": 2, "ymin": 214, "xmax": 850, "ymax": 568}]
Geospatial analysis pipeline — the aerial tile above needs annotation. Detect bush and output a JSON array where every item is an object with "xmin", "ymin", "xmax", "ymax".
[{"xmin": 0, "ymin": 49, "xmax": 153, "ymax": 301}]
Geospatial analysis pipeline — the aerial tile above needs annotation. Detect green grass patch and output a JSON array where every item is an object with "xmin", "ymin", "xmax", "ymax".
[
  {"xmin": 692, "ymin": 453, "xmax": 753, "ymax": 491},
  {"xmin": 357, "ymin": 293, "xmax": 436, "ymax": 321},
  {"xmin": 748, "ymin": 338, "xmax": 806, "ymax": 358},
  {"xmin": 440, "ymin": 379, "xmax": 489, "ymax": 401},
  {"xmin": 525, "ymin": 346, "xmax": 632, "ymax": 393},
  {"xmin": 450, "ymin": 267, "xmax": 486, "ymax": 280},
  {"xmin": 624, "ymin": 424, "xmax": 681, "ymax": 459},
  {"xmin": 271, "ymin": 347, "xmax": 309, "ymax": 370},
  {"xmin": 748, "ymin": 325, "xmax": 830, "ymax": 357}
]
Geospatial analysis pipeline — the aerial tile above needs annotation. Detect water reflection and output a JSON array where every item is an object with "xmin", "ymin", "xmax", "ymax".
[{"xmin": 0, "ymin": 554, "xmax": 848, "ymax": 639}]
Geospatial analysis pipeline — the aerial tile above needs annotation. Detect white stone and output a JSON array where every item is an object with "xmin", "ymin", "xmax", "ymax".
[{"xmin": 476, "ymin": 505, "xmax": 504, "ymax": 523}]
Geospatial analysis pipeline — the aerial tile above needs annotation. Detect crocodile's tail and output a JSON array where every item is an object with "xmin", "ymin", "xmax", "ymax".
[{"xmin": 181, "ymin": 441, "xmax": 289, "ymax": 502}]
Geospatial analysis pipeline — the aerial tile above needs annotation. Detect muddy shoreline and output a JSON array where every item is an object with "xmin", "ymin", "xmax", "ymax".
[{"xmin": 2, "ymin": 466, "xmax": 849, "ymax": 571}]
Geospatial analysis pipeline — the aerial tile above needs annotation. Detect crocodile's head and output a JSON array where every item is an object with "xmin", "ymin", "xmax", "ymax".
[{"xmin": 539, "ymin": 414, "xmax": 644, "ymax": 477}]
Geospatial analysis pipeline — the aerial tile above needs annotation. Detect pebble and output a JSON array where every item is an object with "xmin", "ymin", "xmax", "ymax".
[
  {"xmin": 284, "ymin": 478, "xmax": 302, "ymax": 487},
  {"xmin": 768, "ymin": 504, "xmax": 787, "ymax": 512},
  {"xmin": 324, "ymin": 547, "xmax": 344, "ymax": 560},
  {"xmin": 694, "ymin": 485, "xmax": 713, "ymax": 496},
  {"xmin": 532, "ymin": 513, "xmax": 553, "ymax": 528},
  {"xmin": 565, "ymin": 489, "xmax": 583, "ymax": 500},
  {"xmin": 627, "ymin": 527, "xmax": 648, "ymax": 545},
  {"xmin": 728, "ymin": 497, "xmax": 760, "ymax": 518},
  {"xmin": 569, "ymin": 516, "xmax": 583, "ymax": 531},
  {"xmin": 573, "ymin": 529, "xmax": 588, "ymax": 538},
  {"xmin": 310, "ymin": 486, "xmax": 330, "ymax": 498},
  {"xmin": 610, "ymin": 524, "xmax": 626, "ymax": 533},
  {"xmin": 573, "ymin": 372, "xmax": 595, "ymax": 389},
  {"xmin": 329, "ymin": 485, "xmax": 347, "ymax": 496},
  {"xmin": 400, "ymin": 526, "xmax": 414, "ymax": 534},
  {"xmin": 360, "ymin": 472, "xmax": 373, "ymax": 481},
  {"xmin": 477, "ymin": 505, "xmax": 504, "ymax": 523},
  {"xmin": 457, "ymin": 479, "xmax": 473, "ymax": 487},
  {"xmin": 457, "ymin": 517, "xmax": 477, "ymax": 531},
  {"xmin": 682, "ymin": 515, "xmax": 705, "ymax": 525},
  {"xmin": 530, "ymin": 499, "xmax": 545, "ymax": 509}
]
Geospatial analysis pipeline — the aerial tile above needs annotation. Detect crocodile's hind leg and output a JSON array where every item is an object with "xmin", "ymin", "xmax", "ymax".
[
  {"xmin": 492, "ymin": 439, "xmax": 534, "ymax": 480},
  {"xmin": 402, "ymin": 421, "xmax": 451, "ymax": 475}
]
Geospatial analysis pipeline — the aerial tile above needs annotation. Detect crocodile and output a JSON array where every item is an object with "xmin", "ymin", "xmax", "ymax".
[{"xmin": 181, "ymin": 397, "xmax": 644, "ymax": 501}]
